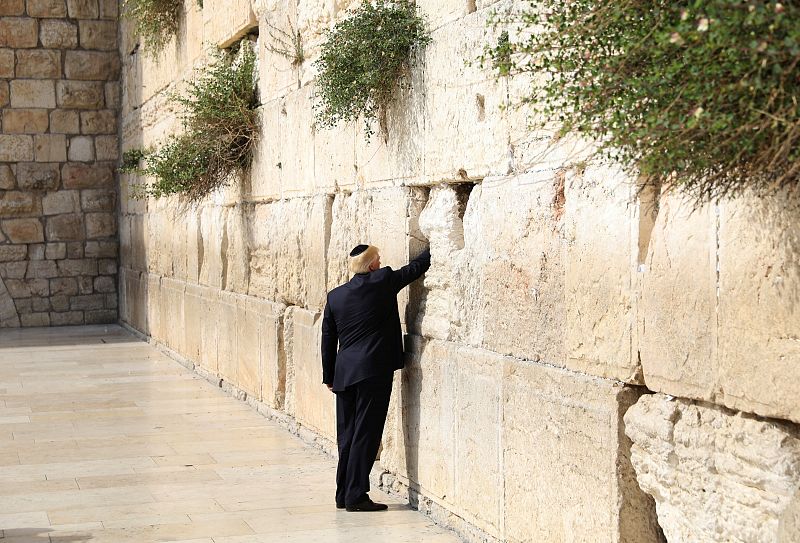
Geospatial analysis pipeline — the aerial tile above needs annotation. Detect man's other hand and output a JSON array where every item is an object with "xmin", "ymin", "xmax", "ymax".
[{"xmin": 326, "ymin": 384, "xmax": 334, "ymax": 392}]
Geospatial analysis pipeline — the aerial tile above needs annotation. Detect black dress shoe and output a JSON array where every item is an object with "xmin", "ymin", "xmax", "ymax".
[
  {"xmin": 336, "ymin": 502, "xmax": 345, "ymax": 509},
  {"xmin": 345, "ymin": 497, "xmax": 388, "ymax": 512}
]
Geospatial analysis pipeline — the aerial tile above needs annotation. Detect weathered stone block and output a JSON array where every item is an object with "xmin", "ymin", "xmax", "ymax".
[
  {"xmin": 66, "ymin": 0, "xmax": 98, "ymax": 18},
  {"xmin": 64, "ymin": 51, "xmax": 120, "ymax": 80},
  {"xmin": 625, "ymin": 394, "xmax": 800, "ymax": 543},
  {"xmin": 216, "ymin": 290, "xmax": 239, "ymax": 383},
  {"xmin": 84, "ymin": 240, "xmax": 116, "ymax": 258},
  {"xmin": 93, "ymin": 275, "xmax": 114, "ymax": 293},
  {"xmin": 80, "ymin": 109, "xmax": 115, "ymax": 134},
  {"xmin": 0, "ymin": 191, "xmax": 39, "ymax": 217},
  {"xmin": 0, "ymin": 165, "xmax": 15, "ymax": 190},
  {"xmin": 56, "ymin": 81, "xmax": 104, "ymax": 109},
  {"xmin": 28, "ymin": 243, "xmax": 45, "ymax": 260},
  {"xmin": 70, "ymin": 293, "xmax": 104, "ymax": 310},
  {"xmin": 26, "ymin": 260, "xmax": 58, "ymax": 279},
  {"xmin": 13, "ymin": 297, "xmax": 32, "ymax": 314},
  {"xmin": 50, "ymin": 310, "xmax": 83, "ymax": 325},
  {"xmin": 249, "ymin": 196, "xmax": 329, "ymax": 309},
  {"xmin": 46, "ymin": 213, "xmax": 85, "ymax": 241},
  {"xmin": 85, "ymin": 212, "xmax": 115, "ymax": 239},
  {"xmin": 40, "ymin": 19, "xmax": 78, "ymax": 48},
  {"xmin": 84, "ymin": 308, "xmax": 116, "ymax": 324},
  {"xmin": 77, "ymin": 275, "xmax": 92, "ymax": 294},
  {"xmin": 50, "ymin": 294, "xmax": 68, "ymax": 311},
  {"xmin": 0, "ymin": 1, "xmax": 24, "ymax": 15},
  {"xmin": 65, "ymin": 241, "xmax": 82, "ymax": 258},
  {"xmin": 2, "ymin": 217, "xmax": 43, "ymax": 243},
  {"xmin": 68, "ymin": 136, "xmax": 94, "ymax": 162},
  {"xmin": 94, "ymin": 135, "xmax": 118, "ymax": 161},
  {"xmin": 6, "ymin": 278, "xmax": 49, "ymax": 297},
  {"xmin": 0, "ymin": 261, "xmax": 28, "ymax": 278},
  {"xmin": 0, "ymin": 17, "xmax": 38, "ymax": 48},
  {"xmin": 715, "ymin": 193, "xmax": 800, "ymax": 423},
  {"xmin": 62, "ymin": 162, "xmax": 113, "ymax": 189},
  {"xmin": 50, "ymin": 276, "xmax": 77, "ymax": 295},
  {"xmin": 285, "ymin": 306, "xmax": 335, "ymax": 442},
  {"xmin": 98, "ymin": 258, "xmax": 116, "ymax": 275},
  {"xmin": 0, "ymin": 48, "xmax": 13, "ymax": 77},
  {"xmin": 203, "ymin": 0, "xmax": 256, "ymax": 48},
  {"xmin": 56, "ymin": 258, "xmax": 96, "ymax": 276},
  {"xmin": 50, "ymin": 109, "xmax": 81, "ymax": 134},
  {"xmin": 78, "ymin": 19, "xmax": 116, "ymax": 49},
  {"xmin": 159, "ymin": 277, "xmax": 185, "ymax": 355},
  {"xmin": 42, "ymin": 190, "xmax": 79, "ymax": 215},
  {"xmin": 21, "ymin": 312, "xmax": 51, "ymax": 327},
  {"xmin": 0, "ymin": 48, "xmax": 12, "ymax": 77},
  {"xmin": 10, "ymin": 80, "xmax": 55, "ymax": 108},
  {"xmin": 0, "ymin": 135, "xmax": 34, "ymax": 161},
  {"xmin": 34, "ymin": 134, "xmax": 67, "ymax": 162},
  {"xmin": 27, "ymin": 0, "xmax": 67, "ymax": 17},
  {"xmin": 45, "ymin": 242, "xmax": 66, "ymax": 260},
  {"xmin": 15, "ymin": 49, "xmax": 61, "ymax": 77},
  {"xmin": 31, "ymin": 297, "xmax": 49, "ymax": 313},
  {"xmin": 0, "ymin": 245, "xmax": 27, "ymax": 262},
  {"xmin": 637, "ymin": 196, "xmax": 718, "ymax": 408},
  {"xmin": 98, "ymin": 0, "xmax": 116, "ymax": 19},
  {"xmin": 17, "ymin": 162, "xmax": 60, "ymax": 190},
  {"xmin": 503, "ymin": 357, "xmax": 659, "ymax": 543},
  {"xmin": 3, "ymin": 109, "xmax": 50, "ymax": 134},
  {"xmin": 0, "ymin": 81, "xmax": 8, "ymax": 107},
  {"xmin": 79, "ymin": 189, "xmax": 115, "ymax": 212},
  {"xmin": 103, "ymin": 82, "xmax": 119, "ymax": 109}
]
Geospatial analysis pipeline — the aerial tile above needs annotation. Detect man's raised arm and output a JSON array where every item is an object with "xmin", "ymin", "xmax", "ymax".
[{"xmin": 389, "ymin": 247, "xmax": 431, "ymax": 293}]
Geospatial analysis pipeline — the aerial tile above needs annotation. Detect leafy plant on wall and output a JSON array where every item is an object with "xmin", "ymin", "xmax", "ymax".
[
  {"xmin": 121, "ymin": 0, "xmax": 182, "ymax": 55},
  {"xmin": 484, "ymin": 0, "xmax": 800, "ymax": 203},
  {"xmin": 313, "ymin": 0, "xmax": 431, "ymax": 139},
  {"xmin": 121, "ymin": 40, "xmax": 259, "ymax": 202}
]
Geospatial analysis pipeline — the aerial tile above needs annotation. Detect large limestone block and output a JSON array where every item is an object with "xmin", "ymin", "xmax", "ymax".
[
  {"xmin": 120, "ymin": 267, "xmax": 148, "ymax": 333},
  {"xmin": 420, "ymin": 9, "xmax": 510, "ymax": 184},
  {"xmin": 183, "ymin": 283, "xmax": 204, "ymax": 361},
  {"xmin": 198, "ymin": 205, "xmax": 226, "ymax": 289},
  {"xmin": 248, "ymin": 195, "xmax": 330, "ymax": 309},
  {"xmin": 159, "ymin": 277, "xmax": 186, "ymax": 354},
  {"xmin": 565, "ymin": 164, "xmax": 641, "ymax": 382},
  {"xmin": 146, "ymin": 273, "xmax": 162, "ymax": 342},
  {"xmin": 249, "ymin": 104, "xmax": 282, "ymax": 201},
  {"xmin": 381, "ymin": 337, "xmax": 502, "ymax": 536},
  {"xmin": 418, "ymin": 175, "xmax": 565, "ymax": 365},
  {"xmin": 223, "ymin": 205, "xmax": 251, "ymax": 294},
  {"xmin": 326, "ymin": 186, "xmax": 416, "ymax": 294},
  {"xmin": 716, "ymin": 193, "xmax": 800, "ymax": 423},
  {"xmin": 285, "ymin": 306, "xmax": 336, "ymax": 442},
  {"xmin": 236, "ymin": 296, "xmax": 286, "ymax": 406},
  {"xmin": 278, "ymin": 86, "xmax": 320, "ymax": 198},
  {"xmin": 637, "ymin": 194, "xmax": 717, "ymax": 402},
  {"xmin": 504, "ymin": 359, "xmax": 660, "ymax": 543},
  {"xmin": 625, "ymin": 393, "xmax": 800, "ymax": 543},
  {"xmin": 146, "ymin": 208, "xmax": 176, "ymax": 277},
  {"xmin": 204, "ymin": 0, "xmax": 256, "ymax": 48},
  {"xmin": 381, "ymin": 337, "xmax": 457, "ymax": 503},
  {"xmin": 216, "ymin": 290, "xmax": 239, "ymax": 384},
  {"xmin": 255, "ymin": 1, "xmax": 300, "ymax": 103}
]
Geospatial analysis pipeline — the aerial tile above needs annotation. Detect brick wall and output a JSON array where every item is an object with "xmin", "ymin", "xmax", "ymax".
[{"xmin": 0, "ymin": 0, "xmax": 119, "ymax": 327}]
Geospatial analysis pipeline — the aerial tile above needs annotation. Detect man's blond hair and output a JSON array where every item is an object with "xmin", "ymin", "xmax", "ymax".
[{"xmin": 348, "ymin": 245, "xmax": 380, "ymax": 274}]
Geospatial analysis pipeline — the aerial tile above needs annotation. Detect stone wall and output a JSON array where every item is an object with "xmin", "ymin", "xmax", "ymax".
[
  {"xmin": 0, "ymin": 0, "xmax": 120, "ymax": 328},
  {"xmin": 116, "ymin": 1, "xmax": 800, "ymax": 542}
]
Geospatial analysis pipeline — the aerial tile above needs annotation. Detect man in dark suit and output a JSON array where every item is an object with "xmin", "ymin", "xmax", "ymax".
[{"xmin": 321, "ymin": 243, "xmax": 431, "ymax": 512}]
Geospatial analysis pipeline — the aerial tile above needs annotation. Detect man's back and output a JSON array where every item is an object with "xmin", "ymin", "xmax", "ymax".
[{"xmin": 321, "ymin": 249, "xmax": 431, "ymax": 391}]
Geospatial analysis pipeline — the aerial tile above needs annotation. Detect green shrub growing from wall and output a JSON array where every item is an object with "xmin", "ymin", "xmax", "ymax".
[
  {"xmin": 313, "ymin": 0, "xmax": 431, "ymax": 138},
  {"xmin": 121, "ymin": 41, "xmax": 259, "ymax": 202},
  {"xmin": 485, "ymin": 0, "xmax": 800, "ymax": 202},
  {"xmin": 122, "ymin": 0, "xmax": 181, "ymax": 55}
]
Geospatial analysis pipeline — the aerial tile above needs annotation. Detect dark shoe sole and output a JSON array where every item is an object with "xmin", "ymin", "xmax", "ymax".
[
  {"xmin": 345, "ymin": 503, "xmax": 388, "ymax": 512},
  {"xmin": 336, "ymin": 503, "xmax": 345, "ymax": 509}
]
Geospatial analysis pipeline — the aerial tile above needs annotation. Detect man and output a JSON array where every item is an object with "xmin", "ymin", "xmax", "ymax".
[{"xmin": 321, "ymin": 243, "xmax": 431, "ymax": 512}]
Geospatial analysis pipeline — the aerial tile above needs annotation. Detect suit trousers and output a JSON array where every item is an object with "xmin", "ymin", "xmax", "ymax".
[{"xmin": 335, "ymin": 373, "xmax": 393, "ymax": 505}]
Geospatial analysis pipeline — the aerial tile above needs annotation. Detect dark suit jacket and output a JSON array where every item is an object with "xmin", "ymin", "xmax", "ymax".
[{"xmin": 321, "ymin": 249, "xmax": 431, "ymax": 392}]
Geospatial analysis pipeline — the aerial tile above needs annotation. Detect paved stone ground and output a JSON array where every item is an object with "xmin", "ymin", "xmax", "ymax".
[{"xmin": 0, "ymin": 325, "xmax": 460, "ymax": 543}]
